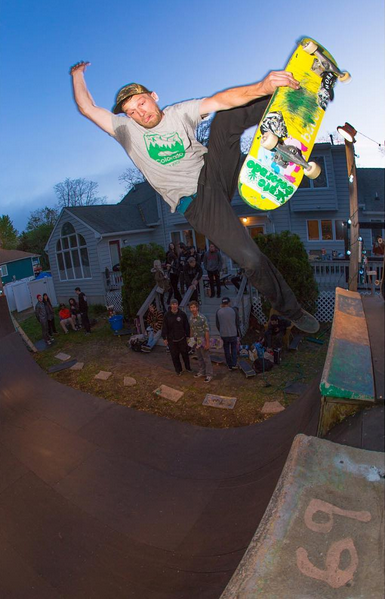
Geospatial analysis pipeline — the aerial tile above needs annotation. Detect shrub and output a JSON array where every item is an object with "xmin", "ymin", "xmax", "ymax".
[
  {"xmin": 254, "ymin": 231, "xmax": 318, "ymax": 315},
  {"xmin": 120, "ymin": 243, "xmax": 165, "ymax": 318}
]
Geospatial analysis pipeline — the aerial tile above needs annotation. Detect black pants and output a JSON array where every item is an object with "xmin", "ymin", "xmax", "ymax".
[
  {"xmin": 81, "ymin": 311, "xmax": 91, "ymax": 333},
  {"xmin": 40, "ymin": 320, "xmax": 50, "ymax": 343},
  {"xmin": 170, "ymin": 273, "xmax": 182, "ymax": 303},
  {"xmin": 47, "ymin": 318, "xmax": 57, "ymax": 335},
  {"xmin": 168, "ymin": 338, "xmax": 190, "ymax": 373},
  {"xmin": 208, "ymin": 269, "xmax": 221, "ymax": 297},
  {"xmin": 185, "ymin": 98, "xmax": 302, "ymax": 320}
]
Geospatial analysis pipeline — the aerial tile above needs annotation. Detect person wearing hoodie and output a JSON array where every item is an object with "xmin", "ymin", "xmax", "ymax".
[{"xmin": 161, "ymin": 299, "xmax": 192, "ymax": 376}]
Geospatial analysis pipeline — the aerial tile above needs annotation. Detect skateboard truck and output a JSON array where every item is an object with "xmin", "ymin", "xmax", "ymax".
[
  {"xmin": 261, "ymin": 133, "xmax": 321, "ymax": 179},
  {"xmin": 302, "ymin": 40, "xmax": 351, "ymax": 82}
]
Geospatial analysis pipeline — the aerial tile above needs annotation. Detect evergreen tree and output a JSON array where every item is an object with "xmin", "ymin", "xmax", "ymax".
[
  {"xmin": 0, "ymin": 215, "xmax": 18, "ymax": 249},
  {"xmin": 254, "ymin": 231, "xmax": 318, "ymax": 315},
  {"xmin": 120, "ymin": 243, "xmax": 165, "ymax": 317}
]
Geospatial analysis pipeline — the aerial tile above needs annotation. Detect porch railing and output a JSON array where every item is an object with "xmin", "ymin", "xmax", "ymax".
[
  {"xmin": 310, "ymin": 258, "xmax": 384, "ymax": 291},
  {"xmin": 103, "ymin": 270, "xmax": 123, "ymax": 291}
]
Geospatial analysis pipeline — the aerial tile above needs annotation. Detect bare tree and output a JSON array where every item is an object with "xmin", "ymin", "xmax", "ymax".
[
  {"xmin": 118, "ymin": 168, "xmax": 145, "ymax": 195},
  {"xmin": 54, "ymin": 178, "xmax": 107, "ymax": 207},
  {"xmin": 26, "ymin": 206, "xmax": 59, "ymax": 231}
]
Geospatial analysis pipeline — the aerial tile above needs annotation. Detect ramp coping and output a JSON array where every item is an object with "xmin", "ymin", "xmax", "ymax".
[{"xmin": 320, "ymin": 287, "xmax": 375, "ymax": 402}]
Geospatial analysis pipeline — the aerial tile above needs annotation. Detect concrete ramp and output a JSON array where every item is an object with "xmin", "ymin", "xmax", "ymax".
[
  {"xmin": 0, "ymin": 295, "xmax": 321, "ymax": 598},
  {"xmin": 221, "ymin": 434, "xmax": 384, "ymax": 598}
]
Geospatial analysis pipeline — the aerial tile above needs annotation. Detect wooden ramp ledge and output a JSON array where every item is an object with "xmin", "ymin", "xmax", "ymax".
[
  {"xmin": 318, "ymin": 287, "xmax": 375, "ymax": 436},
  {"xmin": 221, "ymin": 434, "xmax": 385, "ymax": 599}
]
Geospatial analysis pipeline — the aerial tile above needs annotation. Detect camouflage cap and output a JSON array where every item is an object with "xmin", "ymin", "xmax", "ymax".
[{"xmin": 112, "ymin": 83, "xmax": 151, "ymax": 114}]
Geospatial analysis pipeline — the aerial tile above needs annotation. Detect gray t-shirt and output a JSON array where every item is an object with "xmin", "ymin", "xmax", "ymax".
[
  {"xmin": 216, "ymin": 306, "xmax": 239, "ymax": 338},
  {"xmin": 111, "ymin": 100, "xmax": 207, "ymax": 212}
]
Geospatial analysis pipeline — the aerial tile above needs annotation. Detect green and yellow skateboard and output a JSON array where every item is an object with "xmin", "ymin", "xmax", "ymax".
[{"xmin": 239, "ymin": 37, "xmax": 350, "ymax": 211}]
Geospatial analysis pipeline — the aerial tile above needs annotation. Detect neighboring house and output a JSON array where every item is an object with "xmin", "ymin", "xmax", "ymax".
[
  {"xmin": 45, "ymin": 182, "xmax": 164, "ymax": 304},
  {"xmin": 45, "ymin": 143, "xmax": 384, "ymax": 306},
  {"xmin": 0, "ymin": 249, "xmax": 40, "ymax": 285}
]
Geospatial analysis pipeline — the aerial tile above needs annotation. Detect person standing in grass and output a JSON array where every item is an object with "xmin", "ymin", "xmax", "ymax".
[
  {"xmin": 188, "ymin": 300, "xmax": 213, "ymax": 383},
  {"xmin": 75, "ymin": 287, "xmax": 91, "ymax": 334},
  {"xmin": 43, "ymin": 293, "xmax": 58, "ymax": 336},
  {"xmin": 162, "ymin": 299, "xmax": 192, "ymax": 376},
  {"xmin": 35, "ymin": 294, "xmax": 52, "ymax": 346},
  {"xmin": 216, "ymin": 297, "xmax": 240, "ymax": 371}
]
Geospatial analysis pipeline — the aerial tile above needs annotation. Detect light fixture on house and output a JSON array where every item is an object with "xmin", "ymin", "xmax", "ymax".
[
  {"xmin": 242, "ymin": 217, "xmax": 248, "ymax": 224},
  {"xmin": 337, "ymin": 122, "xmax": 357, "ymax": 143}
]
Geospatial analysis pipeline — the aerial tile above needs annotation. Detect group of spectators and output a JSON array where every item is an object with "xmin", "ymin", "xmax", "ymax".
[
  {"xmin": 151, "ymin": 241, "xmax": 224, "ymax": 309},
  {"xmin": 34, "ymin": 287, "xmax": 90, "ymax": 346},
  {"xmin": 141, "ymin": 296, "xmax": 292, "ymax": 381},
  {"xmin": 140, "ymin": 295, "xmax": 242, "ymax": 382}
]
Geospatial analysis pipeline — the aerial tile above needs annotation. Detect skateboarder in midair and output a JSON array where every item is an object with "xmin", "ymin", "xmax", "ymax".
[{"xmin": 70, "ymin": 62, "xmax": 319, "ymax": 333}]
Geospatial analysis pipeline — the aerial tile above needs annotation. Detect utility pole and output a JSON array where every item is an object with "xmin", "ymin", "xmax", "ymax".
[
  {"xmin": 337, "ymin": 123, "xmax": 359, "ymax": 292},
  {"xmin": 344, "ymin": 141, "xmax": 359, "ymax": 291}
]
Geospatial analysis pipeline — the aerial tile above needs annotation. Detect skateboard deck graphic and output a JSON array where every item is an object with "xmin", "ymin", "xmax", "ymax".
[{"xmin": 239, "ymin": 37, "xmax": 350, "ymax": 211}]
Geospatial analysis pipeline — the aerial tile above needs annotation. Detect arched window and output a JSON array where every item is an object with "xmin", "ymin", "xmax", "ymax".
[{"xmin": 56, "ymin": 222, "xmax": 91, "ymax": 281}]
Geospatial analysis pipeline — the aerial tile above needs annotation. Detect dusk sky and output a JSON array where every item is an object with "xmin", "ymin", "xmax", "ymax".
[{"xmin": 1, "ymin": 0, "xmax": 384, "ymax": 232}]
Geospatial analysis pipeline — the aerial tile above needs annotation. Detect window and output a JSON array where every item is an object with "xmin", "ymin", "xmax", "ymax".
[
  {"xmin": 170, "ymin": 229, "xmax": 196, "ymax": 250},
  {"xmin": 61, "ymin": 222, "xmax": 75, "ymax": 236},
  {"xmin": 307, "ymin": 219, "xmax": 347, "ymax": 242},
  {"xmin": 335, "ymin": 220, "xmax": 345, "ymax": 241},
  {"xmin": 56, "ymin": 222, "xmax": 91, "ymax": 281},
  {"xmin": 321, "ymin": 220, "xmax": 333, "ymax": 240},
  {"xmin": 0, "ymin": 264, "xmax": 8, "ymax": 277},
  {"xmin": 109, "ymin": 241, "xmax": 121, "ymax": 269},
  {"xmin": 299, "ymin": 156, "xmax": 328, "ymax": 189},
  {"xmin": 307, "ymin": 220, "xmax": 319, "ymax": 240},
  {"xmin": 248, "ymin": 226, "xmax": 264, "ymax": 239}
]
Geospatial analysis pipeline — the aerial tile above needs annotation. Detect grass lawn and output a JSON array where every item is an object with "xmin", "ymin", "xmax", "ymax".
[{"xmin": 14, "ymin": 307, "xmax": 330, "ymax": 428}]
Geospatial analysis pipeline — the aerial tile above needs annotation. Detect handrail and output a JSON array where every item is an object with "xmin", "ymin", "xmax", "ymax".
[
  {"xmin": 179, "ymin": 276, "xmax": 200, "ymax": 311},
  {"xmin": 136, "ymin": 286, "xmax": 158, "ymax": 335}
]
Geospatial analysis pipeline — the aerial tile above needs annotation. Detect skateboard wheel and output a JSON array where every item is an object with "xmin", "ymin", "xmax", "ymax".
[
  {"xmin": 338, "ymin": 71, "xmax": 352, "ymax": 83},
  {"xmin": 304, "ymin": 161, "xmax": 321, "ymax": 179},
  {"xmin": 302, "ymin": 40, "xmax": 317, "ymax": 54},
  {"xmin": 375, "ymin": 280, "xmax": 380, "ymax": 286},
  {"xmin": 378, "ymin": 238, "xmax": 383, "ymax": 244},
  {"xmin": 261, "ymin": 132, "xmax": 278, "ymax": 150}
]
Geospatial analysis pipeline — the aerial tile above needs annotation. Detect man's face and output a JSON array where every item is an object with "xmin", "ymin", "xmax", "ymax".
[
  {"xmin": 189, "ymin": 303, "xmax": 198, "ymax": 317},
  {"xmin": 209, "ymin": 244, "xmax": 215, "ymax": 252},
  {"xmin": 122, "ymin": 92, "xmax": 163, "ymax": 128},
  {"xmin": 189, "ymin": 259, "xmax": 196, "ymax": 268},
  {"xmin": 171, "ymin": 302, "xmax": 179, "ymax": 313},
  {"xmin": 37, "ymin": 295, "xmax": 42, "ymax": 302}
]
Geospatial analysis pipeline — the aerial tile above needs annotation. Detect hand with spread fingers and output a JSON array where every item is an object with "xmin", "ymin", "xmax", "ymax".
[{"xmin": 70, "ymin": 61, "xmax": 91, "ymax": 76}]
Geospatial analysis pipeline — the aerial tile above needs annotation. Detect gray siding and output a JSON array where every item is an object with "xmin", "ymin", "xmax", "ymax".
[
  {"xmin": 290, "ymin": 145, "xmax": 341, "ymax": 212},
  {"xmin": 47, "ymin": 211, "xmax": 105, "ymax": 305},
  {"xmin": 97, "ymin": 227, "xmax": 166, "ymax": 272}
]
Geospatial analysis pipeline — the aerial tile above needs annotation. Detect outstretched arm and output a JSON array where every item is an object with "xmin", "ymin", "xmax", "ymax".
[
  {"xmin": 199, "ymin": 70, "xmax": 300, "ymax": 116},
  {"xmin": 70, "ymin": 62, "xmax": 115, "ymax": 135}
]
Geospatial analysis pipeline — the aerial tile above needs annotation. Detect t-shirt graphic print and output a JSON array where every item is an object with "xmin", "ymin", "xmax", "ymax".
[{"xmin": 143, "ymin": 132, "xmax": 185, "ymax": 165}]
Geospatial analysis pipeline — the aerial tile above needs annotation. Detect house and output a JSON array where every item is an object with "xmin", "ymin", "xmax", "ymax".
[
  {"xmin": 46, "ymin": 143, "xmax": 384, "ymax": 306},
  {"xmin": 0, "ymin": 249, "xmax": 40, "ymax": 285},
  {"xmin": 45, "ymin": 182, "xmax": 165, "ymax": 304}
]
